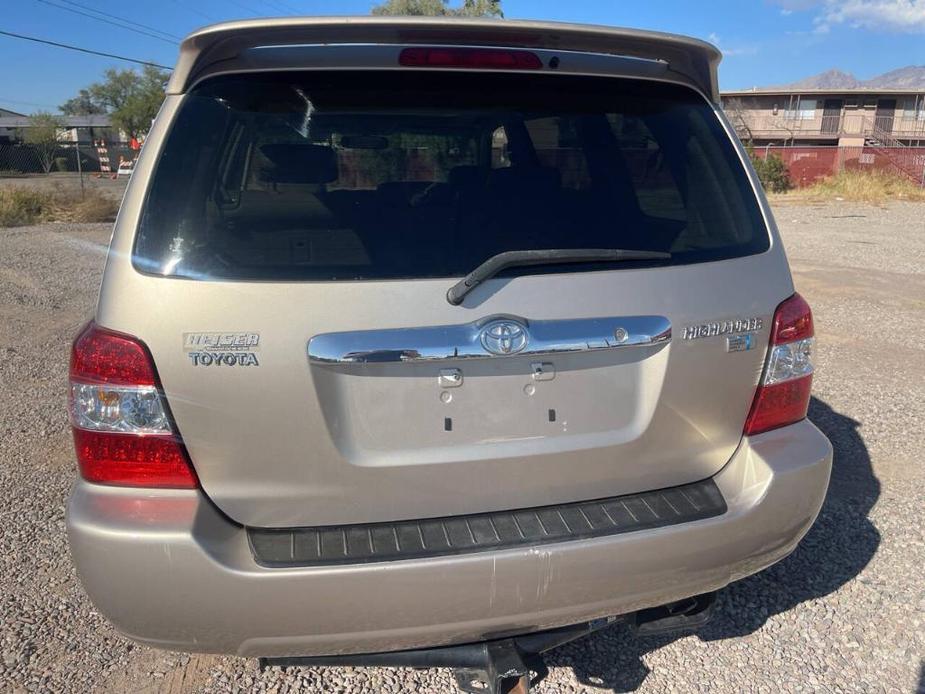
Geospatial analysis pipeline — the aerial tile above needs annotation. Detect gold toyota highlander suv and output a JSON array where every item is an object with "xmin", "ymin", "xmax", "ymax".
[{"xmin": 66, "ymin": 17, "xmax": 832, "ymax": 693}]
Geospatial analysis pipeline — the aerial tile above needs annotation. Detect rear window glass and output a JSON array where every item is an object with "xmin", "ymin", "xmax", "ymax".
[{"xmin": 134, "ymin": 71, "xmax": 768, "ymax": 281}]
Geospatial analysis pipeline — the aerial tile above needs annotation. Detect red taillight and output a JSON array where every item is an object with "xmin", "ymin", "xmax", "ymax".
[
  {"xmin": 71, "ymin": 322, "xmax": 157, "ymax": 386},
  {"xmin": 399, "ymin": 47, "xmax": 543, "ymax": 70},
  {"xmin": 72, "ymin": 429, "xmax": 198, "ymax": 489},
  {"xmin": 769, "ymin": 292, "xmax": 814, "ymax": 344},
  {"xmin": 743, "ymin": 375, "xmax": 812, "ymax": 436},
  {"xmin": 68, "ymin": 322, "xmax": 198, "ymax": 489},
  {"xmin": 744, "ymin": 293, "xmax": 815, "ymax": 436}
]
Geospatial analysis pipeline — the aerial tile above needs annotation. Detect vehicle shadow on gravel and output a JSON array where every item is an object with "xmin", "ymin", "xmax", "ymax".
[{"xmin": 544, "ymin": 397, "xmax": 880, "ymax": 692}]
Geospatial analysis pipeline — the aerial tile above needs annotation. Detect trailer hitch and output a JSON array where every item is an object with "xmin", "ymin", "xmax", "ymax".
[
  {"xmin": 260, "ymin": 592, "xmax": 717, "ymax": 693},
  {"xmin": 452, "ymin": 639, "xmax": 547, "ymax": 694},
  {"xmin": 262, "ymin": 618, "xmax": 616, "ymax": 694}
]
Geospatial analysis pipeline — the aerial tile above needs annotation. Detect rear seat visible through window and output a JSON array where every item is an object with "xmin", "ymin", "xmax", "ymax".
[{"xmin": 227, "ymin": 144, "xmax": 339, "ymax": 228}]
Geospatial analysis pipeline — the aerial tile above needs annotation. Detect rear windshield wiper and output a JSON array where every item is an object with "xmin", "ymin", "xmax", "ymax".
[{"xmin": 446, "ymin": 248, "xmax": 672, "ymax": 305}]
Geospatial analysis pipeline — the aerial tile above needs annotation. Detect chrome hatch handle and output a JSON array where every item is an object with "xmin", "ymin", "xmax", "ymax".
[{"xmin": 308, "ymin": 315, "xmax": 671, "ymax": 366}]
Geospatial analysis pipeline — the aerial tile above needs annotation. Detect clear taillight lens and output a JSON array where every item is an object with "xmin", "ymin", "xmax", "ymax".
[
  {"xmin": 68, "ymin": 322, "xmax": 198, "ymax": 489},
  {"xmin": 69, "ymin": 383, "xmax": 169, "ymax": 433},
  {"xmin": 744, "ymin": 294, "xmax": 815, "ymax": 436},
  {"xmin": 764, "ymin": 337, "xmax": 814, "ymax": 385}
]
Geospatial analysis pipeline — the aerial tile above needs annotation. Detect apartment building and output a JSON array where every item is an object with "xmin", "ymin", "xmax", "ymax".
[{"xmin": 722, "ymin": 88, "xmax": 925, "ymax": 147}]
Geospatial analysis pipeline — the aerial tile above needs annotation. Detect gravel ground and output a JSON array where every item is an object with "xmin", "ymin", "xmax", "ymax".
[{"xmin": 1, "ymin": 202, "xmax": 923, "ymax": 693}]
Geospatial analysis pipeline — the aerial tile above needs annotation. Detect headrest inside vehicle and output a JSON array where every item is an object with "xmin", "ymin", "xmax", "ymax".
[{"xmin": 259, "ymin": 143, "xmax": 338, "ymax": 184}]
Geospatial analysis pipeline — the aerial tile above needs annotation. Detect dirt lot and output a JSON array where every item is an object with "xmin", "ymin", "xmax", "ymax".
[{"xmin": 1, "ymin": 203, "xmax": 923, "ymax": 693}]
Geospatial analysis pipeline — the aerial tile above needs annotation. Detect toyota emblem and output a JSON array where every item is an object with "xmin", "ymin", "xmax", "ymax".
[{"xmin": 480, "ymin": 320, "xmax": 528, "ymax": 355}]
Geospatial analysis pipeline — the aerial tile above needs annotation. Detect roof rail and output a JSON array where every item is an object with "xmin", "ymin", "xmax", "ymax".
[{"xmin": 167, "ymin": 17, "xmax": 721, "ymax": 102}]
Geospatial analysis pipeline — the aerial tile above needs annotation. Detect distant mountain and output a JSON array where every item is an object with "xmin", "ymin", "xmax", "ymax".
[
  {"xmin": 787, "ymin": 69, "xmax": 861, "ymax": 90},
  {"xmin": 778, "ymin": 66, "xmax": 925, "ymax": 90},
  {"xmin": 865, "ymin": 66, "xmax": 925, "ymax": 89}
]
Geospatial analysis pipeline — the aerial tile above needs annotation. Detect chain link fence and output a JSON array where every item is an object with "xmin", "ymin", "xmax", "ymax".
[{"xmin": 0, "ymin": 142, "xmax": 138, "ymax": 177}]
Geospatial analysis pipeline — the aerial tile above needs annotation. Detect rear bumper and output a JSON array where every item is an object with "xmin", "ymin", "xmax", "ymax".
[{"xmin": 66, "ymin": 419, "xmax": 831, "ymax": 658}]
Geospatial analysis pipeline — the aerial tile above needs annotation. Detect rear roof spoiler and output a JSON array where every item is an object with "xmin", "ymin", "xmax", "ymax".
[{"xmin": 167, "ymin": 17, "xmax": 722, "ymax": 102}]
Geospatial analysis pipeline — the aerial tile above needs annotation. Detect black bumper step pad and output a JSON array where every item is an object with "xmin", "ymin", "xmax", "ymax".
[{"xmin": 248, "ymin": 478, "xmax": 727, "ymax": 567}]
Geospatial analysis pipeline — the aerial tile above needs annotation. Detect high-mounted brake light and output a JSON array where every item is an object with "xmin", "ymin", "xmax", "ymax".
[
  {"xmin": 68, "ymin": 322, "xmax": 198, "ymax": 489},
  {"xmin": 399, "ymin": 47, "xmax": 543, "ymax": 70},
  {"xmin": 744, "ymin": 294, "xmax": 815, "ymax": 436}
]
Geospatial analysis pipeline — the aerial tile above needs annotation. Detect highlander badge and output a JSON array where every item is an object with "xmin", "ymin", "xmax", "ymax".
[{"xmin": 683, "ymin": 317, "xmax": 762, "ymax": 341}]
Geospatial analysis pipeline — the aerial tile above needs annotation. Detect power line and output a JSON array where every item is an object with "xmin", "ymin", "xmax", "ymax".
[
  {"xmin": 226, "ymin": 0, "xmax": 264, "ymax": 17},
  {"xmin": 56, "ymin": 0, "xmax": 182, "ymax": 41},
  {"xmin": 35, "ymin": 0, "xmax": 178, "ymax": 44},
  {"xmin": 0, "ymin": 29, "xmax": 171, "ymax": 69},
  {"xmin": 258, "ymin": 0, "xmax": 298, "ymax": 15},
  {"xmin": 34, "ymin": 0, "xmax": 179, "ymax": 45},
  {"xmin": 0, "ymin": 97, "xmax": 61, "ymax": 109},
  {"xmin": 169, "ymin": 0, "xmax": 218, "ymax": 23}
]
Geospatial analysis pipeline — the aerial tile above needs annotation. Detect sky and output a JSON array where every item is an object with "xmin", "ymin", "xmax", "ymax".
[{"xmin": 1, "ymin": 0, "xmax": 924, "ymax": 114}]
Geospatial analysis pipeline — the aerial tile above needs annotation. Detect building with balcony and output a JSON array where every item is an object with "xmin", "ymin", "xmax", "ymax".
[{"xmin": 721, "ymin": 88, "xmax": 925, "ymax": 148}]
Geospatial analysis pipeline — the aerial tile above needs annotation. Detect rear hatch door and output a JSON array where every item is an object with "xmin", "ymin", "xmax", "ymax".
[{"xmin": 107, "ymin": 68, "xmax": 791, "ymax": 527}]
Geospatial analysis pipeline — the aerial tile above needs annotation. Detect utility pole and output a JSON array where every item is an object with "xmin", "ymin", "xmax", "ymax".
[{"xmin": 75, "ymin": 139, "xmax": 85, "ymax": 199}]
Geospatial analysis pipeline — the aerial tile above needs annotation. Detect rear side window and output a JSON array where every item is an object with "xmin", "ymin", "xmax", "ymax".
[{"xmin": 135, "ymin": 71, "xmax": 768, "ymax": 281}]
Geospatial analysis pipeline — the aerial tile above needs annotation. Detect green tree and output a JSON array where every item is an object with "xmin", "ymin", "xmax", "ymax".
[
  {"xmin": 21, "ymin": 112, "xmax": 64, "ymax": 174},
  {"xmin": 372, "ymin": 0, "xmax": 446, "ymax": 14},
  {"xmin": 109, "ymin": 65, "xmax": 170, "ymax": 138},
  {"xmin": 64, "ymin": 65, "xmax": 170, "ymax": 139},
  {"xmin": 92, "ymin": 65, "xmax": 169, "ymax": 138},
  {"xmin": 86, "ymin": 68, "xmax": 139, "ymax": 114},
  {"xmin": 455, "ymin": 0, "xmax": 502, "ymax": 16},
  {"xmin": 60, "ymin": 89, "xmax": 106, "ymax": 116},
  {"xmin": 371, "ymin": 0, "xmax": 502, "ymax": 16}
]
